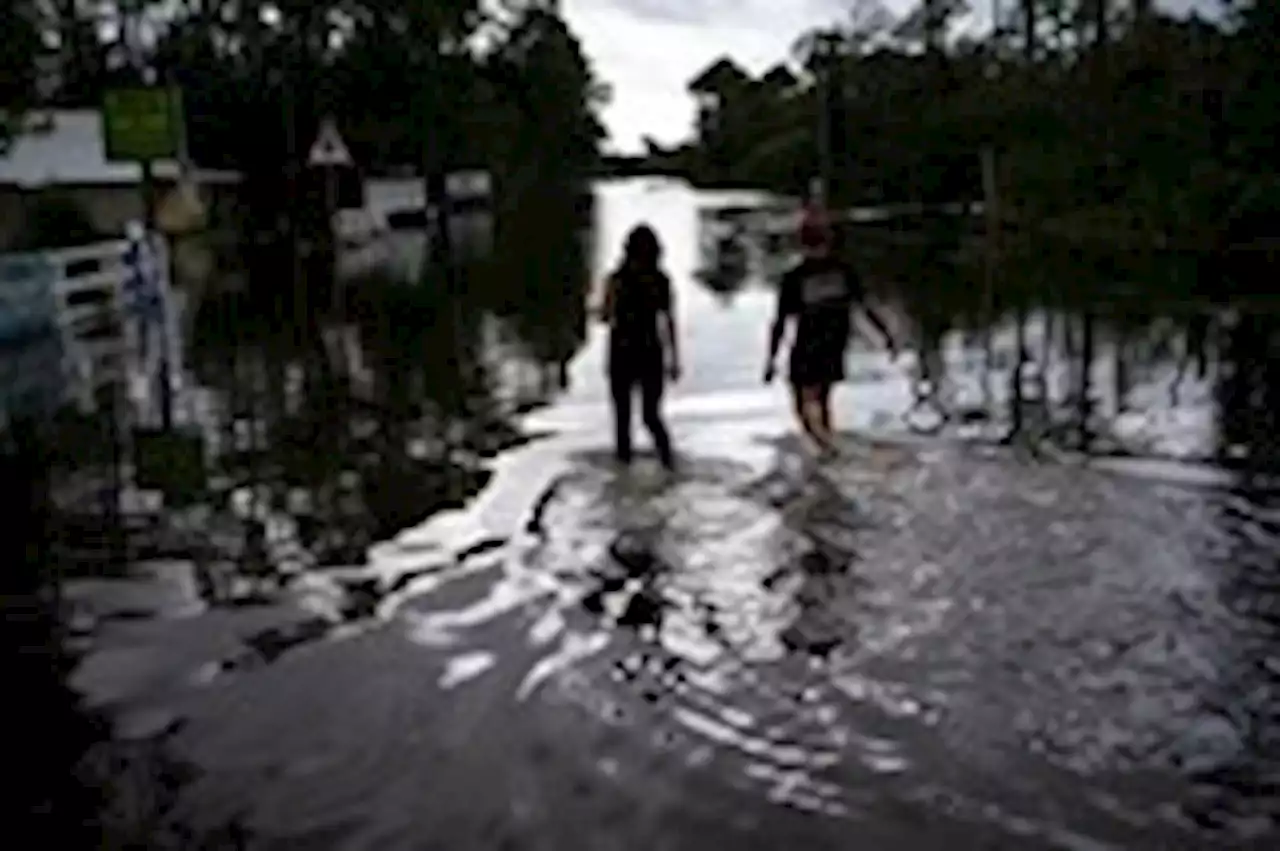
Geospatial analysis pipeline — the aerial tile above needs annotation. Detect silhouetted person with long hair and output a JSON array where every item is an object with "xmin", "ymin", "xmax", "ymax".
[{"xmin": 598, "ymin": 224, "xmax": 680, "ymax": 470}]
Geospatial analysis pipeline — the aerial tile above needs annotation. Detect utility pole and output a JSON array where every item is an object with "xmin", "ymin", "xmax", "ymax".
[
  {"xmin": 1004, "ymin": 0, "xmax": 1038, "ymax": 443},
  {"xmin": 979, "ymin": 0, "xmax": 1003, "ymax": 412},
  {"xmin": 813, "ymin": 31, "xmax": 839, "ymax": 207},
  {"xmin": 1077, "ymin": 0, "xmax": 1111, "ymax": 451},
  {"xmin": 118, "ymin": 0, "xmax": 177, "ymax": 431},
  {"xmin": 283, "ymin": 32, "xmax": 304, "ymax": 333},
  {"xmin": 418, "ymin": 29, "xmax": 465, "ymax": 500},
  {"xmin": 1021, "ymin": 0, "xmax": 1035, "ymax": 64}
]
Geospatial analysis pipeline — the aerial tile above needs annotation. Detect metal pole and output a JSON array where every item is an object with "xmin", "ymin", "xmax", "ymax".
[
  {"xmin": 323, "ymin": 157, "xmax": 350, "ymax": 451},
  {"xmin": 1003, "ymin": 0, "xmax": 1037, "ymax": 443},
  {"xmin": 119, "ymin": 0, "xmax": 174, "ymax": 430},
  {"xmin": 105, "ymin": 381, "xmax": 126, "ymax": 572},
  {"xmin": 324, "ymin": 158, "xmax": 340, "ymax": 328},
  {"xmin": 155, "ymin": 75, "xmax": 190, "ymax": 432},
  {"xmin": 420, "ymin": 37, "xmax": 464, "ymax": 499},
  {"xmin": 1077, "ymin": 0, "xmax": 1110, "ymax": 451},
  {"xmin": 815, "ymin": 34, "xmax": 834, "ymax": 206},
  {"xmin": 980, "ymin": 146, "xmax": 998, "ymax": 410},
  {"xmin": 284, "ymin": 74, "xmax": 303, "ymax": 331},
  {"xmin": 140, "ymin": 158, "xmax": 175, "ymax": 432}
]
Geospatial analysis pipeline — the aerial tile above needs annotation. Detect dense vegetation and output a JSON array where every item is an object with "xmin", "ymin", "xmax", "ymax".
[
  {"xmin": 660, "ymin": 0, "xmax": 1276, "ymax": 285},
  {"xmin": 1, "ymin": 1, "xmax": 605, "ymax": 246}
]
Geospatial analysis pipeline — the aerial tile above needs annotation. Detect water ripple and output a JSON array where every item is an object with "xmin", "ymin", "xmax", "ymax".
[{"xmin": 383, "ymin": 441, "xmax": 1280, "ymax": 846}]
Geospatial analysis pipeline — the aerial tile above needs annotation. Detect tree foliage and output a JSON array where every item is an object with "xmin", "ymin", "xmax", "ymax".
[
  {"xmin": 3, "ymin": 1, "xmax": 604, "ymax": 228},
  {"xmin": 0, "ymin": 0, "xmax": 42, "ymax": 150},
  {"xmin": 669, "ymin": 0, "xmax": 1274, "ymax": 248},
  {"xmin": 14, "ymin": 192, "xmax": 102, "ymax": 251}
]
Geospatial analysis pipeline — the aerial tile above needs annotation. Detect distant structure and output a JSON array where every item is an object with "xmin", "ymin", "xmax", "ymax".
[
  {"xmin": 0, "ymin": 110, "xmax": 238, "ymax": 250},
  {"xmin": 0, "ymin": 110, "xmax": 494, "ymax": 270},
  {"xmin": 686, "ymin": 57, "xmax": 751, "ymax": 144},
  {"xmin": 759, "ymin": 64, "xmax": 800, "ymax": 97}
]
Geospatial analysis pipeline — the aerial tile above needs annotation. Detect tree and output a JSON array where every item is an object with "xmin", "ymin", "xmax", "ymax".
[
  {"xmin": 484, "ymin": 6, "xmax": 606, "ymax": 192},
  {"xmin": 666, "ymin": 0, "xmax": 1279, "ymax": 336},
  {"xmin": 6, "ymin": 0, "xmax": 605, "ymax": 267},
  {"xmin": 0, "ymin": 0, "xmax": 42, "ymax": 151}
]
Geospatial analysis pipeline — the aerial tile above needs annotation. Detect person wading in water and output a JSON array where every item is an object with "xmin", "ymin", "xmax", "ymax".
[
  {"xmin": 763, "ymin": 209, "xmax": 898, "ymax": 458},
  {"xmin": 598, "ymin": 224, "xmax": 680, "ymax": 470}
]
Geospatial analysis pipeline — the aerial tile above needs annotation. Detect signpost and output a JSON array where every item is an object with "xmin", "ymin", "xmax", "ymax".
[
  {"xmin": 102, "ymin": 87, "xmax": 182, "ymax": 163},
  {"xmin": 103, "ymin": 86, "xmax": 184, "ymax": 430},
  {"xmin": 309, "ymin": 118, "xmax": 354, "ymax": 223},
  {"xmin": 122, "ymin": 224, "xmax": 178, "ymax": 428},
  {"xmin": 304, "ymin": 117, "xmax": 355, "ymax": 253},
  {"xmin": 307, "ymin": 118, "xmax": 355, "ymax": 410},
  {"xmin": 308, "ymin": 117, "xmax": 355, "ymax": 317}
]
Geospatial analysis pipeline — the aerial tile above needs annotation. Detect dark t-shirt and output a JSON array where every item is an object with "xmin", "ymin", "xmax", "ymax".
[
  {"xmin": 609, "ymin": 267, "xmax": 672, "ymax": 356},
  {"xmin": 776, "ymin": 256, "xmax": 865, "ymax": 352}
]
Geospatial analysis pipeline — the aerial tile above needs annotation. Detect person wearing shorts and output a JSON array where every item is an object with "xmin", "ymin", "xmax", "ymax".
[{"xmin": 763, "ymin": 212, "xmax": 897, "ymax": 457}]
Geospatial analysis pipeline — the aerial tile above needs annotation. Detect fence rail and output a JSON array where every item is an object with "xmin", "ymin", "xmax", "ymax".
[{"xmin": 0, "ymin": 236, "xmax": 176, "ymax": 424}]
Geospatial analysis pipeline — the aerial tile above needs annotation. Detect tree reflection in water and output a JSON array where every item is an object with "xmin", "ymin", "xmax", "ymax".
[
  {"xmin": 695, "ymin": 208, "xmax": 752, "ymax": 302},
  {"xmin": 1183, "ymin": 312, "xmax": 1280, "ymax": 837},
  {"xmin": 185, "ymin": 188, "xmax": 591, "ymax": 586}
]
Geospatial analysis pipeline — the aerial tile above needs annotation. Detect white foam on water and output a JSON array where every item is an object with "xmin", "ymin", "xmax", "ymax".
[
  {"xmin": 439, "ymin": 651, "xmax": 497, "ymax": 690},
  {"xmin": 516, "ymin": 629, "xmax": 612, "ymax": 701}
]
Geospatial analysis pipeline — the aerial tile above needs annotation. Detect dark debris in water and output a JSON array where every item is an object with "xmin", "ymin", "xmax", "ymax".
[
  {"xmin": 456, "ymin": 536, "xmax": 508, "ymax": 562},
  {"xmin": 386, "ymin": 566, "xmax": 441, "ymax": 597},
  {"xmin": 339, "ymin": 579, "xmax": 382, "ymax": 621},
  {"xmin": 71, "ymin": 714, "xmax": 256, "ymax": 849},
  {"xmin": 238, "ymin": 618, "xmax": 336, "ymax": 667},
  {"xmin": 608, "ymin": 532, "xmax": 672, "ymax": 579},
  {"xmin": 525, "ymin": 473, "xmax": 571, "ymax": 536}
]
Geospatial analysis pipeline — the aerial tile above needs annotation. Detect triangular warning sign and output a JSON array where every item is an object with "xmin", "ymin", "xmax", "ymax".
[{"xmin": 308, "ymin": 118, "xmax": 353, "ymax": 167}]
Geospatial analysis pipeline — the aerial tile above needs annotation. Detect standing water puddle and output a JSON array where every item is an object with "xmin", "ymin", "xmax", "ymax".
[{"xmin": 393, "ymin": 441, "xmax": 1279, "ymax": 849}]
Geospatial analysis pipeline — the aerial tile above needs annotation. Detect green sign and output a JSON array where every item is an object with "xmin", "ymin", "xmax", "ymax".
[{"xmin": 102, "ymin": 87, "xmax": 183, "ymax": 162}]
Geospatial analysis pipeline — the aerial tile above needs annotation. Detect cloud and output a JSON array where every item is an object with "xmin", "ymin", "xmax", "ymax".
[
  {"xmin": 608, "ymin": 0, "xmax": 850, "ymax": 26},
  {"xmin": 563, "ymin": 0, "xmax": 859, "ymax": 152},
  {"xmin": 564, "ymin": 0, "xmax": 1223, "ymax": 154},
  {"xmin": 606, "ymin": 0, "xmax": 733, "ymax": 25}
]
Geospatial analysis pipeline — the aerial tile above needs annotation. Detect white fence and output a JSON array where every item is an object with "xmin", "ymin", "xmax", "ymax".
[{"xmin": 0, "ymin": 236, "xmax": 180, "ymax": 422}]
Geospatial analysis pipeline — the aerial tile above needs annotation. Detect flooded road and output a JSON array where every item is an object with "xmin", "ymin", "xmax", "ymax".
[{"xmin": 68, "ymin": 179, "xmax": 1279, "ymax": 848}]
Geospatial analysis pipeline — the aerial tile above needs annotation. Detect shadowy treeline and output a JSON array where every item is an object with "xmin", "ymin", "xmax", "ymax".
[
  {"xmin": 0, "ymin": 422, "xmax": 101, "ymax": 846},
  {"xmin": 682, "ymin": 2, "xmax": 1278, "ymax": 461},
  {"xmin": 0, "ymin": 0, "xmax": 605, "ymax": 577},
  {"xmin": 2, "ymin": 157, "xmax": 592, "ymax": 847},
  {"xmin": 663, "ymin": 1, "xmax": 1277, "ymax": 319},
  {"xmin": 173, "ymin": 181, "xmax": 593, "ymax": 571},
  {"xmin": 2, "ymin": 1, "xmax": 604, "ymax": 263},
  {"xmin": 0, "ymin": 175, "xmax": 593, "ymax": 846},
  {"xmin": 665, "ymin": 1, "xmax": 1271, "ymax": 222}
]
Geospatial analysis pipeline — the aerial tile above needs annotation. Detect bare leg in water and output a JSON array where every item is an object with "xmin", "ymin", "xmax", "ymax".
[
  {"xmin": 818, "ymin": 382, "xmax": 835, "ymax": 445},
  {"xmin": 792, "ymin": 384, "xmax": 836, "ymax": 456}
]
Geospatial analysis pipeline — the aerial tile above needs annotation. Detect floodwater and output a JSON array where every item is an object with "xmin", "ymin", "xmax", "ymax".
[{"xmin": 63, "ymin": 179, "xmax": 1279, "ymax": 848}]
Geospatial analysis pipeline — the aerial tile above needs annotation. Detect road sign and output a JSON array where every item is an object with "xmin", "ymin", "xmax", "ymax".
[
  {"xmin": 308, "ymin": 119, "xmax": 353, "ymax": 168},
  {"xmin": 103, "ymin": 87, "xmax": 183, "ymax": 162}
]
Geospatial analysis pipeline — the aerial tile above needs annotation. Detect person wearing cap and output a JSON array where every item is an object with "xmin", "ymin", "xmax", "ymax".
[{"xmin": 763, "ymin": 212, "xmax": 897, "ymax": 457}]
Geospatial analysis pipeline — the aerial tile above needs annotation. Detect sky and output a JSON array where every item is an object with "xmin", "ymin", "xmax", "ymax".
[{"xmin": 560, "ymin": 0, "xmax": 1211, "ymax": 154}]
